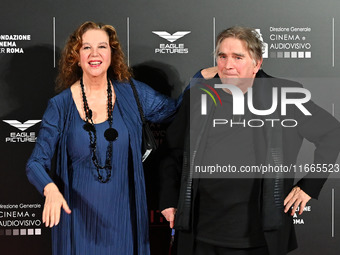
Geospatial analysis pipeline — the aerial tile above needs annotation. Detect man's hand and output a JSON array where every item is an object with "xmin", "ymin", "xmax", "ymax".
[
  {"xmin": 43, "ymin": 183, "xmax": 71, "ymax": 228},
  {"xmin": 161, "ymin": 207, "xmax": 177, "ymax": 228},
  {"xmin": 284, "ymin": 186, "xmax": 311, "ymax": 216}
]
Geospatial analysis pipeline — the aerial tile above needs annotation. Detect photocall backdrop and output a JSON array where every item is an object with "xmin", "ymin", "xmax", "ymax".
[{"xmin": 0, "ymin": 0, "xmax": 340, "ymax": 254}]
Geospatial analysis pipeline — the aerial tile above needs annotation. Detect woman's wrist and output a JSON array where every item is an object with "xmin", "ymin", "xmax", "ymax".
[{"xmin": 43, "ymin": 182, "xmax": 58, "ymax": 196}]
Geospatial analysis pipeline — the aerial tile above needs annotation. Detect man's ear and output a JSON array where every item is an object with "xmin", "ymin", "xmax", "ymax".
[{"xmin": 254, "ymin": 58, "xmax": 263, "ymax": 74}]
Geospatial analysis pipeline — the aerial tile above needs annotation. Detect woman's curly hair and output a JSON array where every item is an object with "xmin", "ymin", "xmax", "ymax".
[{"xmin": 55, "ymin": 21, "xmax": 131, "ymax": 92}]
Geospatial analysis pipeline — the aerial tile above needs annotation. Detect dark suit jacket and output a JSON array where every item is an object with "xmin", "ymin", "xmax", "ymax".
[{"xmin": 160, "ymin": 70, "xmax": 340, "ymax": 255}]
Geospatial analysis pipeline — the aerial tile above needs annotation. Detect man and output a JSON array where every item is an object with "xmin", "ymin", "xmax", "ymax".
[{"xmin": 160, "ymin": 26, "xmax": 340, "ymax": 255}]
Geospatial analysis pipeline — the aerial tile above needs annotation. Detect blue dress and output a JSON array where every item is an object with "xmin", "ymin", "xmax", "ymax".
[
  {"xmin": 26, "ymin": 79, "xmax": 180, "ymax": 255},
  {"xmin": 67, "ymin": 101, "xmax": 133, "ymax": 254}
]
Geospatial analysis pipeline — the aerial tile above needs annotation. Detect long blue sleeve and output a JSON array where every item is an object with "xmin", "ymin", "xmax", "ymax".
[
  {"xmin": 133, "ymin": 79, "xmax": 179, "ymax": 123},
  {"xmin": 26, "ymin": 98, "xmax": 61, "ymax": 194}
]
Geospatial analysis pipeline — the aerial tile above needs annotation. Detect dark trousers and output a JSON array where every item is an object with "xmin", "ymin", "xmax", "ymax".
[{"xmin": 194, "ymin": 240, "xmax": 270, "ymax": 255}]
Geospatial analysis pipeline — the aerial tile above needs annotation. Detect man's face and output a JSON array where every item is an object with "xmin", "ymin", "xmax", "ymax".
[{"xmin": 216, "ymin": 37, "xmax": 262, "ymax": 82}]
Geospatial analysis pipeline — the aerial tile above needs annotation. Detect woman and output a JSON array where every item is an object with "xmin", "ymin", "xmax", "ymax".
[{"xmin": 26, "ymin": 21, "xmax": 179, "ymax": 255}]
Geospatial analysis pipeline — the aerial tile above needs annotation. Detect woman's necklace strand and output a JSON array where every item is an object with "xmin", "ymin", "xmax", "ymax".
[{"xmin": 80, "ymin": 77, "xmax": 118, "ymax": 183}]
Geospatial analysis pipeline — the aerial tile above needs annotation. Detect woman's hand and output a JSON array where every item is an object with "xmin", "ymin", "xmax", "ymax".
[
  {"xmin": 43, "ymin": 183, "xmax": 71, "ymax": 228},
  {"xmin": 161, "ymin": 207, "xmax": 177, "ymax": 228}
]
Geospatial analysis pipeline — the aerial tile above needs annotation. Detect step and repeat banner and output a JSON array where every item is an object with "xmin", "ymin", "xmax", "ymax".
[{"xmin": 0, "ymin": 0, "xmax": 340, "ymax": 254}]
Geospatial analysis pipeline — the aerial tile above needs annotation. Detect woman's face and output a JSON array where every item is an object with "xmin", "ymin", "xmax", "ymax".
[{"xmin": 79, "ymin": 29, "xmax": 111, "ymax": 79}]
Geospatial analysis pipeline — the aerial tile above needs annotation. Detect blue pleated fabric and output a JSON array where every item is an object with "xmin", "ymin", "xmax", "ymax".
[
  {"xmin": 26, "ymin": 79, "xmax": 180, "ymax": 255},
  {"xmin": 67, "ymin": 101, "xmax": 133, "ymax": 254}
]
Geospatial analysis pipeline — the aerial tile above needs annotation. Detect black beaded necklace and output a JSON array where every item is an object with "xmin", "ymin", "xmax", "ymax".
[{"xmin": 80, "ymin": 77, "xmax": 118, "ymax": 183}]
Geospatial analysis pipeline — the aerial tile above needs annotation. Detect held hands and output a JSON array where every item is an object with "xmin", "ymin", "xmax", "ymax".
[
  {"xmin": 43, "ymin": 183, "xmax": 71, "ymax": 228},
  {"xmin": 161, "ymin": 207, "xmax": 177, "ymax": 228},
  {"xmin": 284, "ymin": 186, "xmax": 311, "ymax": 216}
]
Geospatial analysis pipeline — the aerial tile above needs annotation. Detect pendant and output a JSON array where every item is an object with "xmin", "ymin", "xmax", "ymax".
[{"xmin": 104, "ymin": 128, "xmax": 118, "ymax": 141}]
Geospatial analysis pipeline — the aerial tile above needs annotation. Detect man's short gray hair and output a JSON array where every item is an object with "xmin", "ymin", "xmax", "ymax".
[{"xmin": 215, "ymin": 26, "xmax": 263, "ymax": 64}]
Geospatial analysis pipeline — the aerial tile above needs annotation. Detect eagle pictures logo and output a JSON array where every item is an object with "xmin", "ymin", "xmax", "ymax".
[
  {"xmin": 152, "ymin": 30, "xmax": 191, "ymax": 54},
  {"xmin": 3, "ymin": 120, "xmax": 41, "ymax": 143}
]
